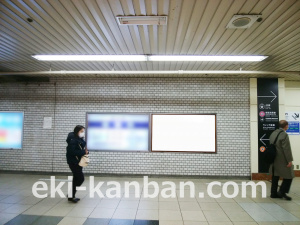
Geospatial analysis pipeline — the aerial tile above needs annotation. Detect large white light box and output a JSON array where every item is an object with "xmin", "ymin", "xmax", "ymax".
[{"xmin": 151, "ymin": 114, "xmax": 216, "ymax": 153}]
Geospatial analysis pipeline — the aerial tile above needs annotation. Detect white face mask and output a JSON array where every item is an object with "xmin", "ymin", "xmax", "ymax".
[{"xmin": 79, "ymin": 132, "xmax": 85, "ymax": 138}]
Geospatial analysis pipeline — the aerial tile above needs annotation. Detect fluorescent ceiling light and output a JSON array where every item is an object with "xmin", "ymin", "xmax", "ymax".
[
  {"xmin": 1, "ymin": 70, "xmax": 298, "ymax": 76},
  {"xmin": 32, "ymin": 55, "xmax": 147, "ymax": 61},
  {"xmin": 32, "ymin": 55, "xmax": 268, "ymax": 62},
  {"xmin": 149, "ymin": 55, "xmax": 268, "ymax": 62},
  {"xmin": 116, "ymin": 16, "xmax": 167, "ymax": 25}
]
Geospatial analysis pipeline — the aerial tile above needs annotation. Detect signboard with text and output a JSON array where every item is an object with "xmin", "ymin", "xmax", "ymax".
[
  {"xmin": 285, "ymin": 112, "xmax": 300, "ymax": 135},
  {"xmin": 257, "ymin": 79, "xmax": 279, "ymax": 173}
]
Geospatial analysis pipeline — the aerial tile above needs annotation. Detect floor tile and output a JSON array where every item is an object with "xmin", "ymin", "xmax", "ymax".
[
  {"xmin": 97, "ymin": 199, "xmax": 120, "ymax": 209},
  {"xmin": 208, "ymin": 222, "xmax": 233, "ymax": 225},
  {"xmin": 3, "ymin": 214, "xmax": 38, "ymax": 225},
  {"xmin": 0, "ymin": 195, "xmax": 27, "ymax": 204},
  {"xmin": 22, "ymin": 204, "xmax": 54, "ymax": 215},
  {"xmin": 232, "ymin": 222, "xmax": 258, "ymax": 225},
  {"xmin": 38, "ymin": 197, "xmax": 63, "ymax": 206},
  {"xmin": 290, "ymin": 210, "xmax": 300, "ymax": 219},
  {"xmin": 133, "ymin": 220, "xmax": 159, "ymax": 225},
  {"xmin": 179, "ymin": 201, "xmax": 201, "ymax": 210},
  {"xmin": 0, "ymin": 175, "xmax": 300, "ymax": 225},
  {"xmin": 257, "ymin": 203, "xmax": 300, "ymax": 222},
  {"xmin": 256, "ymin": 222, "xmax": 282, "ymax": 225},
  {"xmin": 181, "ymin": 210, "xmax": 206, "ymax": 221},
  {"xmin": 203, "ymin": 210, "xmax": 230, "ymax": 222},
  {"xmin": 282, "ymin": 222, "xmax": 300, "ymax": 225},
  {"xmin": 159, "ymin": 210, "xmax": 182, "ymax": 221},
  {"xmin": 199, "ymin": 203, "xmax": 222, "ymax": 210},
  {"xmin": 3, "ymin": 204, "xmax": 33, "ymax": 214},
  {"xmin": 138, "ymin": 201, "xmax": 158, "ymax": 210},
  {"xmin": 0, "ymin": 212, "xmax": 18, "ymax": 225},
  {"xmin": 215, "ymin": 196, "xmax": 236, "ymax": 203},
  {"xmin": 77, "ymin": 199, "xmax": 100, "ymax": 207},
  {"xmin": 113, "ymin": 208, "xmax": 137, "ymax": 219},
  {"xmin": 83, "ymin": 218, "xmax": 110, "ymax": 225},
  {"xmin": 109, "ymin": 219, "xmax": 134, "ymax": 225},
  {"xmin": 183, "ymin": 221, "xmax": 208, "ymax": 225},
  {"xmin": 0, "ymin": 195, "xmax": 8, "ymax": 201},
  {"xmin": 277, "ymin": 202, "xmax": 300, "ymax": 211},
  {"xmin": 67, "ymin": 206, "xmax": 94, "ymax": 217},
  {"xmin": 45, "ymin": 205, "xmax": 74, "ymax": 217},
  {"xmin": 118, "ymin": 200, "xmax": 139, "ymax": 209},
  {"xmin": 0, "ymin": 203, "xmax": 13, "ymax": 211},
  {"xmin": 159, "ymin": 201, "xmax": 180, "ymax": 210},
  {"xmin": 17, "ymin": 196, "xmax": 42, "ymax": 205},
  {"xmin": 135, "ymin": 210, "xmax": 158, "ymax": 220},
  {"xmin": 225, "ymin": 211, "xmax": 255, "ymax": 222},
  {"xmin": 268, "ymin": 210, "xmax": 300, "ymax": 222},
  {"xmin": 31, "ymin": 216, "xmax": 64, "ymax": 225},
  {"xmin": 57, "ymin": 216, "xmax": 87, "ymax": 225},
  {"xmin": 159, "ymin": 220, "xmax": 183, "ymax": 225},
  {"xmin": 89, "ymin": 208, "xmax": 115, "ymax": 218},
  {"xmin": 219, "ymin": 202, "xmax": 245, "ymax": 212}
]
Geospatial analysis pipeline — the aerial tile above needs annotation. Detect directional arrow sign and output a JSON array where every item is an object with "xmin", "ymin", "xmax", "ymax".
[
  {"xmin": 258, "ymin": 91, "xmax": 277, "ymax": 103},
  {"xmin": 260, "ymin": 134, "xmax": 269, "ymax": 146}
]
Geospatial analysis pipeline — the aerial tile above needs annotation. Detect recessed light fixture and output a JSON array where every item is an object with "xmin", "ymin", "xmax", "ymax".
[
  {"xmin": 27, "ymin": 18, "xmax": 33, "ymax": 23},
  {"xmin": 32, "ymin": 55, "xmax": 147, "ymax": 61},
  {"xmin": 116, "ymin": 16, "xmax": 167, "ymax": 25},
  {"xmin": 148, "ymin": 55, "xmax": 267, "ymax": 62},
  {"xmin": 32, "ymin": 55, "xmax": 268, "ymax": 62},
  {"xmin": 226, "ymin": 14, "xmax": 262, "ymax": 29}
]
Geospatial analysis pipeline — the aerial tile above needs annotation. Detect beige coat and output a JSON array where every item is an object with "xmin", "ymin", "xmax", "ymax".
[{"xmin": 269, "ymin": 129, "xmax": 295, "ymax": 179}]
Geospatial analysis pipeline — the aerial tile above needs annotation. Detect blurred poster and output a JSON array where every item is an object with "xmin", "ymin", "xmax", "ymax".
[
  {"xmin": 86, "ymin": 113, "xmax": 150, "ymax": 151},
  {"xmin": 285, "ymin": 112, "xmax": 300, "ymax": 135},
  {"xmin": 0, "ymin": 112, "xmax": 24, "ymax": 149},
  {"xmin": 43, "ymin": 117, "xmax": 52, "ymax": 129}
]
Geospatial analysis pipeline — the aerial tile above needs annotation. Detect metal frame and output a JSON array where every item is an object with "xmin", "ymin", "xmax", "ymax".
[
  {"xmin": 150, "ymin": 113, "xmax": 217, "ymax": 154},
  {"xmin": 0, "ymin": 111, "xmax": 24, "ymax": 150},
  {"xmin": 86, "ymin": 112, "xmax": 151, "ymax": 152}
]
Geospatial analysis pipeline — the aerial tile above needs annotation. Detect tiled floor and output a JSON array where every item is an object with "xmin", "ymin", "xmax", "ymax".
[{"xmin": 0, "ymin": 173, "xmax": 299, "ymax": 225}]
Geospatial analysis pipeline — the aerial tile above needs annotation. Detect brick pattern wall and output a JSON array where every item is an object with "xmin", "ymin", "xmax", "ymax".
[{"xmin": 0, "ymin": 77, "xmax": 250, "ymax": 176}]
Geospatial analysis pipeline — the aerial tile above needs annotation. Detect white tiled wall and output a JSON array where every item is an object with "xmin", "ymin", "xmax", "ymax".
[{"xmin": 0, "ymin": 77, "xmax": 250, "ymax": 176}]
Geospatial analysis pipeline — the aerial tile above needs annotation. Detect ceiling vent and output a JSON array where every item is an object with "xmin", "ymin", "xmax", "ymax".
[
  {"xmin": 226, "ymin": 14, "xmax": 261, "ymax": 29},
  {"xmin": 116, "ymin": 16, "xmax": 167, "ymax": 25}
]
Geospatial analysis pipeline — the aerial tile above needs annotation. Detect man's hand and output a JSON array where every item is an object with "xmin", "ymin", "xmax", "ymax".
[{"xmin": 287, "ymin": 162, "xmax": 292, "ymax": 168}]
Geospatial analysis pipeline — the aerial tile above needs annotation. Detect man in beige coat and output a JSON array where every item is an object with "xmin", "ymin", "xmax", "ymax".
[{"xmin": 269, "ymin": 120, "xmax": 295, "ymax": 200}]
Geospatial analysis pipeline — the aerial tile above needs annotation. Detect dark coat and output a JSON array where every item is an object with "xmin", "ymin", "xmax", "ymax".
[
  {"xmin": 66, "ymin": 132, "xmax": 86, "ymax": 165},
  {"xmin": 269, "ymin": 129, "xmax": 295, "ymax": 179}
]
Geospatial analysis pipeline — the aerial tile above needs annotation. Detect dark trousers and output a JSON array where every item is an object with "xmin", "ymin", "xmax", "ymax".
[
  {"xmin": 271, "ymin": 175, "xmax": 292, "ymax": 195},
  {"xmin": 68, "ymin": 163, "xmax": 84, "ymax": 198}
]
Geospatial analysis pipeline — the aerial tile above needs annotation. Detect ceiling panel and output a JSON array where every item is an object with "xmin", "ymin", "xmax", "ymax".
[{"xmin": 0, "ymin": 0, "xmax": 299, "ymax": 79}]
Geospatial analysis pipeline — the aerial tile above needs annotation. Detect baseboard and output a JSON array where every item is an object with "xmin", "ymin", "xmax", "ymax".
[
  {"xmin": 252, "ymin": 170, "xmax": 300, "ymax": 180},
  {"xmin": 0, "ymin": 170, "xmax": 250, "ymax": 180}
]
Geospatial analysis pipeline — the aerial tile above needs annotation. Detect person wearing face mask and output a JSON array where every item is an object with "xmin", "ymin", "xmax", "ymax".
[{"xmin": 66, "ymin": 125, "xmax": 88, "ymax": 203}]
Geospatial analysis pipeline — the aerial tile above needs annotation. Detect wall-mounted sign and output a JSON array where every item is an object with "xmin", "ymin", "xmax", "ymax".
[
  {"xmin": 0, "ymin": 112, "xmax": 24, "ymax": 149},
  {"xmin": 285, "ymin": 112, "xmax": 300, "ymax": 135},
  {"xmin": 43, "ymin": 117, "xmax": 52, "ymax": 129},
  {"xmin": 257, "ymin": 79, "xmax": 279, "ymax": 173}
]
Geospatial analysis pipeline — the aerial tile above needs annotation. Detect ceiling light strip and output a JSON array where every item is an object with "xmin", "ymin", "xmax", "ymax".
[
  {"xmin": 32, "ymin": 55, "xmax": 268, "ymax": 62},
  {"xmin": 0, "ymin": 70, "xmax": 297, "ymax": 76}
]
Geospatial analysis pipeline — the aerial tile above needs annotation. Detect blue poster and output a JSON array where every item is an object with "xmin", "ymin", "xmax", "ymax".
[
  {"xmin": 286, "ymin": 121, "xmax": 299, "ymax": 134},
  {"xmin": 0, "ymin": 112, "xmax": 24, "ymax": 149},
  {"xmin": 285, "ymin": 112, "xmax": 300, "ymax": 135}
]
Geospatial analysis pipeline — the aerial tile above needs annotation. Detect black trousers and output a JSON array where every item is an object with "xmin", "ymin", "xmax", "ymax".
[
  {"xmin": 68, "ymin": 163, "xmax": 84, "ymax": 198},
  {"xmin": 271, "ymin": 175, "xmax": 292, "ymax": 195}
]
